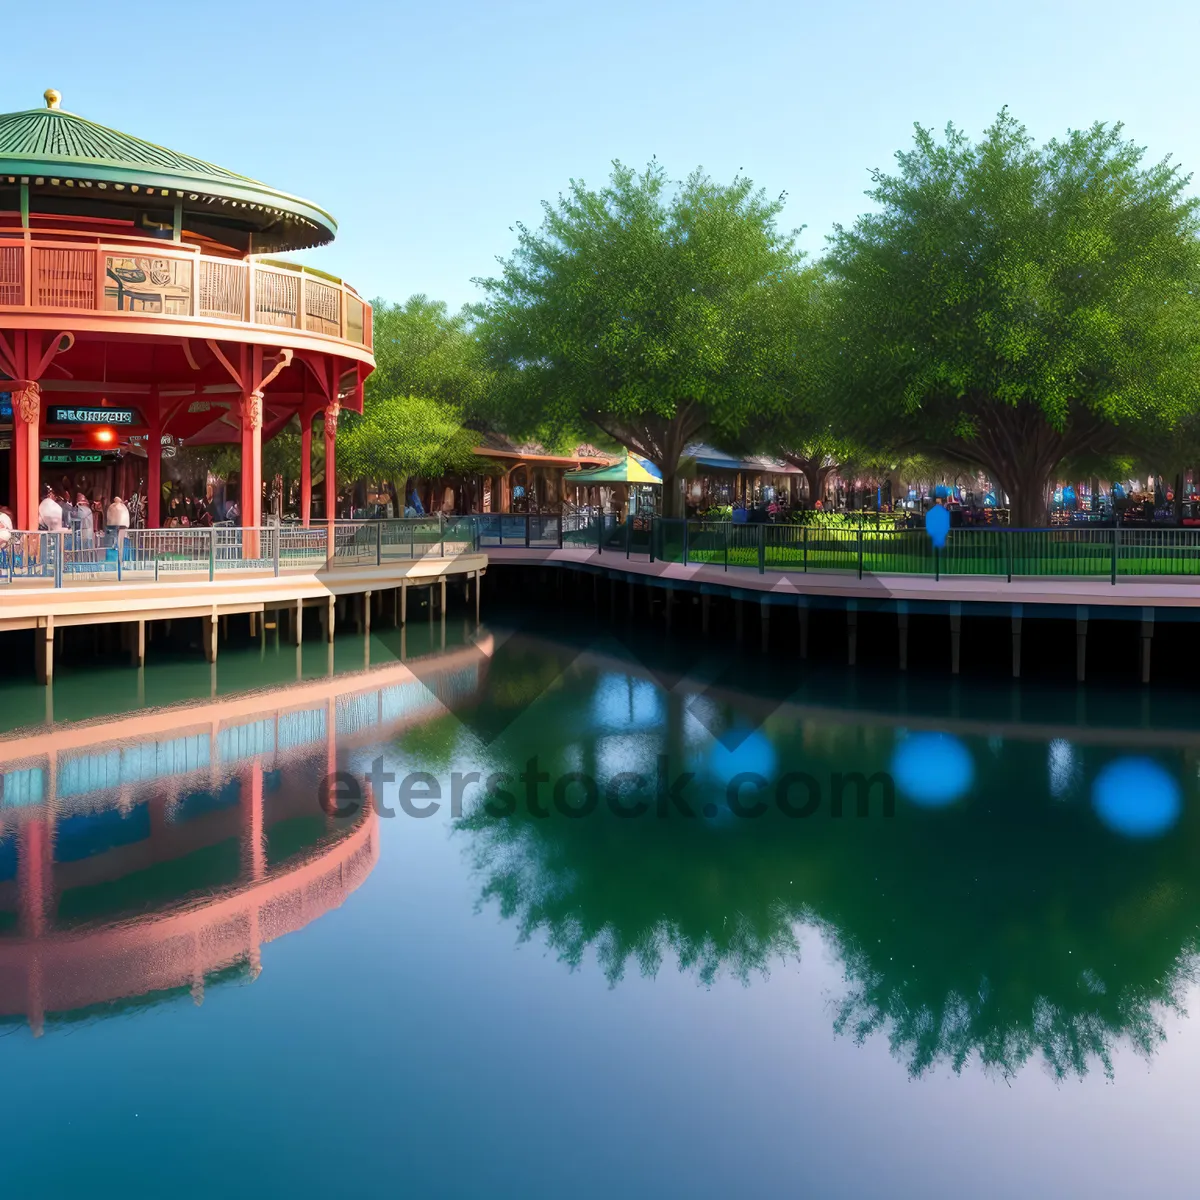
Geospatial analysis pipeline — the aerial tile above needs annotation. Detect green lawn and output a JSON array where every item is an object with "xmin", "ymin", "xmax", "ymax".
[{"xmin": 671, "ymin": 544, "xmax": 1200, "ymax": 578}]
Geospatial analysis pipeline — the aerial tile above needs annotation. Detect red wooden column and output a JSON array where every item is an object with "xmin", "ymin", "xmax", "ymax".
[
  {"xmin": 146, "ymin": 385, "xmax": 162, "ymax": 528},
  {"xmin": 242, "ymin": 762, "xmax": 266, "ymax": 883},
  {"xmin": 18, "ymin": 761, "xmax": 56, "ymax": 1037},
  {"xmin": 240, "ymin": 389, "xmax": 263, "ymax": 560},
  {"xmin": 241, "ymin": 390, "xmax": 263, "ymax": 527},
  {"xmin": 12, "ymin": 380, "xmax": 41, "ymax": 531},
  {"xmin": 323, "ymin": 399, "xmax": 339, "ymax": 522},
  {"xmin": 301, "ymin": 414, "xmax": 312, "ymax": 526},
  {"xmin": 244, "ymin": 760, "xmax": 265, "ymax": 979},
  {"xmin": 3, "ymin": 332, "xmax": 72, "ymax": 529},
  {"xmin": 300, "ymin": 401, "xmax": 323, "ymax": 527}
]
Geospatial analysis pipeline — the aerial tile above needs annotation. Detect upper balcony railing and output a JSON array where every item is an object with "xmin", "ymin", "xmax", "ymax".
[{"xmin": 0, "ymin": 235, "xmax": 372, "ymax": 350}]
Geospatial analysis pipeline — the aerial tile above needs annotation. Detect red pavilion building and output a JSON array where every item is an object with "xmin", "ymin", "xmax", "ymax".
[{"xmin": 0, "ymin": 88, "xmax": 373, "ymax": 531}]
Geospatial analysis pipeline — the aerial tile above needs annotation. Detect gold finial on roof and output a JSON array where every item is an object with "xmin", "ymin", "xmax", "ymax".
[{"xmin": 44, "ymin": 89, "xmax": 61, "ymax": 110}]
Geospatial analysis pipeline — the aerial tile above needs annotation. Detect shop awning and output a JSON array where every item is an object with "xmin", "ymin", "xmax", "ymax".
[
  {"xmin": 685, "ymin": 443, "xmax": 801, "ymax": 474},
  {"xmin": 564, "ymin": 454, "xmax": 662, "ymax": 485}
]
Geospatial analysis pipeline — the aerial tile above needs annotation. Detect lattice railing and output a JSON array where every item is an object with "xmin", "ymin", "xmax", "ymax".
[
  {"xmin": 304, "ymin": 277, "xmax": 341, "ymax": 337},
  {"xmin": 0, "ymin": 238, "xmax": 369, "ymax": 345},
  {"xmin": 254, "ymin": 269, "xmax": 299, "ymax": 328},
  {"xmin": 33, "ymin": 247, "xmax": 95, "ymax": 309},
  {"xmin": 0, "ymin": 243, "xmax": 23, "ymax": 305},
  {"xmin": 198, "ymin": 259, "xmax": 247, "ymax": 320}
]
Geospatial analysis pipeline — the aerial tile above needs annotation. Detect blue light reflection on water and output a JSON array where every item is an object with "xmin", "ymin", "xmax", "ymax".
[
  {"xmin": 687, "ymin": 727, "xmax": 777, "ymax": 788},
  {"xmin": 1092, "ymin": 757, "xmax": 1182, "ymax": 838},
  {"xmin": 891, "ymin": 732, "xmax": 974, "ymax": 808}
]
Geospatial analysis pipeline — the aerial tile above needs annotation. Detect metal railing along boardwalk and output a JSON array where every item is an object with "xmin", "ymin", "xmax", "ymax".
[
  {"xmin": 7, "ymin": 515, "xmax": 1200, "ymax": 587},
  {"xmin": 485, "ymin": 515, "xmax": 1200, "ymax": 584},
  {"xmin": 0, "ymin": 517, "xmax": 478, "ymax": 587}
]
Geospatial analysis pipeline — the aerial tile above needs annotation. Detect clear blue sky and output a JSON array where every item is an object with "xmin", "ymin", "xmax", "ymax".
[{"xmin": 8, "ymin": 0, "xmax": 1198, "ymax": 309}]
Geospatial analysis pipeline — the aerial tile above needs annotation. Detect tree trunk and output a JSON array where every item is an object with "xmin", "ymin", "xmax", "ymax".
[
  {"xmin": 661, "ymin": 470, "xmax": 682, "ymax": 518},
  {"xmin": 989, "ymin": 462, "xmax": 1054, "ymax": 528},
  {"xmin": 935, "ymin": 399, "xmax": 1101, "ymax": 528},
  {"xmin": 779, "ymin": 451, "xmax": 838, "ymax": 508},
  {"xmin": 584, "ymin": 405, "xmax": 707, "ymax": 522},
  {"xmin": 803, "ymin": 464, "xmax": 821, "ymax": 506}
]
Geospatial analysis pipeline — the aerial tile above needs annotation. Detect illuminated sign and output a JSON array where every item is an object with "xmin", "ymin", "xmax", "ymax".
[
  {"xmin": 40, "ymin": 438, "xmax": 72, "ymax": 450},
  {"xmin": 0, "ymin": 392, "xmax": 10, "ymax": 420},
  {"xmin": 41, "ymin": 451, "xmax": 119, "ymax": 465},
  {"xmin": 46, "ymin": 406, "xmax": 136, "ymax": 426}
]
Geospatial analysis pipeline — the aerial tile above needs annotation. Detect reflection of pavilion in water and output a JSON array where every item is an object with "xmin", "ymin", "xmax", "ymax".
[{"xmin": 0, "ymin": 637, "xmax": 490, "ymax": 1035}]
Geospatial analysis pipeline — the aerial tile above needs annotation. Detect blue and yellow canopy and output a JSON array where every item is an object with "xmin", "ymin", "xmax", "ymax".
[{"xmin": 564, "ymin": 454, "xmax": 662, "ymax": 485}]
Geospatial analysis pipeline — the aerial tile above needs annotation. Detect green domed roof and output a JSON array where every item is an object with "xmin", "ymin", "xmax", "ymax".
[{"xmin": 0, "ymin": 91, "xmax": 337, "ymax": 251}]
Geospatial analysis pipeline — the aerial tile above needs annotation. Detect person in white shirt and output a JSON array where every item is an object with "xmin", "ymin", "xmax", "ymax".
[
  {"xmin": 0, "ymin": 505, "xmax": 12, "ymax": 546},
  {"xmin": 106, "ymin": 495, "xmax": 130, "ymax": 548},
  {"xmin": 106, "ymin": 496, "xmax": 130, "ymax": 529},
  {"xmin": 39, "ymin": 488, "xmax": 63, "ymax": 533}
]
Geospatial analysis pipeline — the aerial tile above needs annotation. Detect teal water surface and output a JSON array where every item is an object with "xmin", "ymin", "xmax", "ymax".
[{"xmin": 0, "ymin": 612, "xmax": 1197, "ymax": 1198}]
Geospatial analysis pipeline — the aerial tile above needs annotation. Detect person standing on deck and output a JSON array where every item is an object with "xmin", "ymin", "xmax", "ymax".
[
  {"xmin": 39, "ymin": 487, "xmax": 63, "ymax": 532},
  {"xmin": 74, "ymin": 493, "xmax": 94, "ymax": 550},
  {"xmin": 106, "ymin": 495, "xmax": 130, "ymax": 548}
]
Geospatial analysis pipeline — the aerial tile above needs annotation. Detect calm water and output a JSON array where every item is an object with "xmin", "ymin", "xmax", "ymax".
[{"xmin": 1, "ymin": 607, "xmax": 1198, "ymax": 1197}]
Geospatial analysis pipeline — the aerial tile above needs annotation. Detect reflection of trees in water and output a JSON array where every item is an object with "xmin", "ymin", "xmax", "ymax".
[
  {"xmin": 462, "ymin": 810, "xmax": 803, "ymax": 987},
  {"xmin": 451, "ymin": 650, "xmax": 1200, "ymax": 1080},
  {"xmin": 824, "ymin": 905, "xmax": 1199, "ymax": 1082}
]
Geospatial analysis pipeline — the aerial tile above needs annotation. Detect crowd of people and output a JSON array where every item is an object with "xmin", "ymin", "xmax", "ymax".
[
  {"xmin": 0, "ymin": 486, "xmax": 133, "ymax": 562},
  {"xmin": 729, "ymin": 499, "xmax": 785, "ymax": 524},
  {"xmin": 35, "ymin": 486, "xmax": 131, "ymax": 546},
  {"xmin": 163, "ymin": 486, "xmax": 225, "ymax": 527}
]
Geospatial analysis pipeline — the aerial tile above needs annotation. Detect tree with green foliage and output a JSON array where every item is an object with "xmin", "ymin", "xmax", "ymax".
[
  {"xmin": 169, "ymin": 420, "xmax": 307, "ymax": 516},
  {"xmin": 781, "ymin": 440, "xmax": 842, "ymax": 505},
  {"xmin": 827, "ymin": 110, "xmax": 1200, "ymax": 527},
  {"xmin": 367, "ymin": 294, "xmax": 488, "ymax": 410},
  {"xmin": 477, "ymin": 161, "xmax": 803, "ymax": 516},
  {"xmin": 337, "ymin": 393, "xmax": 486, "ymax": 506},
  {"xmin": 733, "ymin": 267, "xmax": 860, "ymax": 504},
  {"xmin": 335, "ymin": 294, "xmax": 494, "ymax": 506}
]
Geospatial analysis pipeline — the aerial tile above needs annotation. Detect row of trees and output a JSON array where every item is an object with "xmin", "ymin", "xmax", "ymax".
[
  {"xmin": 245, "ymin": 109, "xmax": 1200, "ymax": 528},
  {"xmin": 467, "ymin": 110, "xmax": 1200, "ymax": 526}
]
